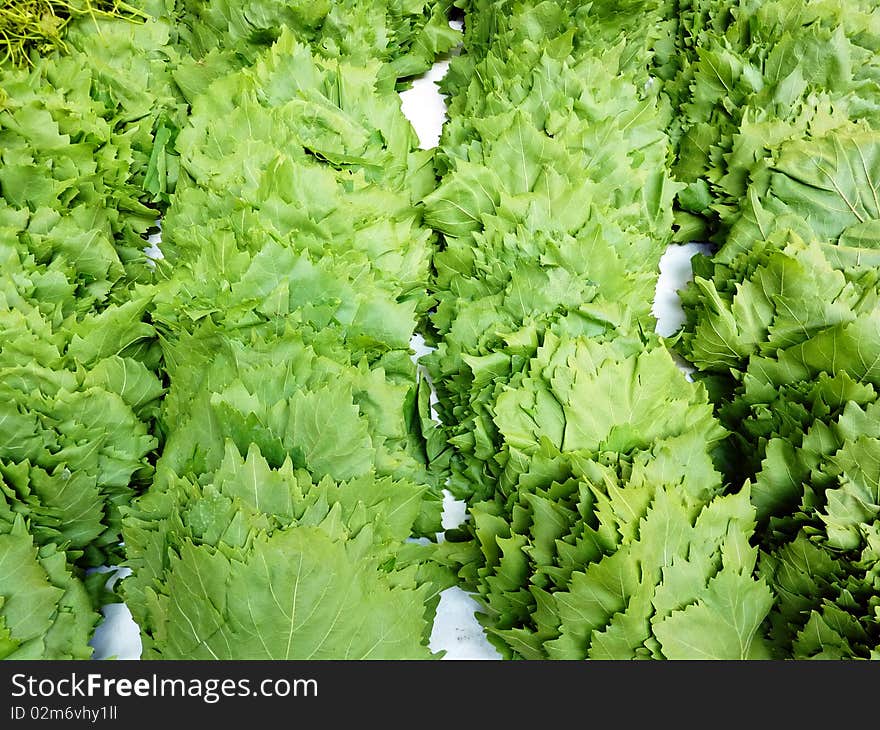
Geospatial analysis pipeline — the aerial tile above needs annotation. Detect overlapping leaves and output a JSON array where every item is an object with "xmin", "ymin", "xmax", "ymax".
[
  {"xmin": 0, "ymin": 10, "xmax": 182, "ymax": 658},
  {"xmin": 425, "ymin": 0, "xmax": 773, "ymax": 660},
  {"xmin": 116, "ymin": 26, "xmax": 451, "ymax": 659},
  {"xmin": 122, "ymin": 442, "xmax": 448, "ymax": 659},
  {"xmin": 440, "ymin": 335, "xmax": 772, "ymax": 659},
  {"xmin": 671, "ymin": 0, "xmax": 880, "ymax": 239},
  {"xmin": 675, "ymin": 0, "xmax": 880, "ymax": 659}
]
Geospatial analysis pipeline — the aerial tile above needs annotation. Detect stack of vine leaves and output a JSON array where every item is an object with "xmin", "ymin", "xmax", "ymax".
[
  {"xmin": 1, "ymin": 0, "xmax": 878, "ymax": 662},
  {"xmin": 427, "ymin": 0, "xmax": 772, "ymax": 659},
  {"xmin": 673, "ymin": 0, "xmax": 880, "ymax": 659}
]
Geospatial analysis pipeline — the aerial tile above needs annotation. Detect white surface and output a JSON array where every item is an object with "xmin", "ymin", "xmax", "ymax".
[
  {"xmin": 90, "ymin": 568, "xmax": 142, "ymax": 660},
  {"xmin": 92, "ymin": 602, "xmax": 143, "ymax": 661},
  {"xmin": 400, "ymin": 60, "xmax": 453, "ymax": 150},
  {"xmin": 89, "ymin": 47, "xmax": 703, "ymax": 662},
  {"xmin": 653, "ymin": 242, "xmax": 712, "ymax": 338},
  {"xmin": 429, "ymin": 589, "xmax": 497, "ymax": 659}
]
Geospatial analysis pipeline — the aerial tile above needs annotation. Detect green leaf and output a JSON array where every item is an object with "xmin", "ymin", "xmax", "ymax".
[
  {"xmin": 157, "ymin": 528, "xmax": 436, "ymax": 660},
  {"xmin": 654, "ymin": 570, "xmax": 774, "ymax": 660}
]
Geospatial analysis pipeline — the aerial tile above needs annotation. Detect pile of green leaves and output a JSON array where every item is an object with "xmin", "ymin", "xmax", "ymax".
[
  {"xmin": 675, "ymin": 0, "xmax": 880, "ymax": 657},
  {"xmin": 170, "ymin": 0, "xmax": 459, "ymax": 85},
  {"xmin": 123, "ymin": 443, "xmax": 445, "ymax": 658},
  {"xmin": 424, "ymin": 0, "xmax": 682, "ymax": 499},
  {"xmin": 678, "ymin": 141, "xmax": 880, "ymax": 656},
  {"xmin": 0, "ymin": 0, "xmax": 465, "ymax": 660},
  {"xmin": 441, "ymin": 335, "xmax": 773, "ymax": 658},
  {"xmin": 425, "ymin": 0, "xmax": 773, "ymax": 659},
  {"xmin": 120, "ymin": 22, "xmax": 459, "ymax": 658},
  {"xmin": 669, "ymin": 0, "xmax": 880, "ymax": 241},
  {"xmin": 0, "ymin": 14, "xmax": 184, "ymax": 657}
]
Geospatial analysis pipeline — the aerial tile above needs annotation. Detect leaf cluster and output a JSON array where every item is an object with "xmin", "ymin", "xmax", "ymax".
[
  {"xmin": 428, "ymin": 0, "xmax": 773, "ymax": 659},
  {"xmin": 675, "ymin": 0, "xmax": 880, "ymax": 657}
]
